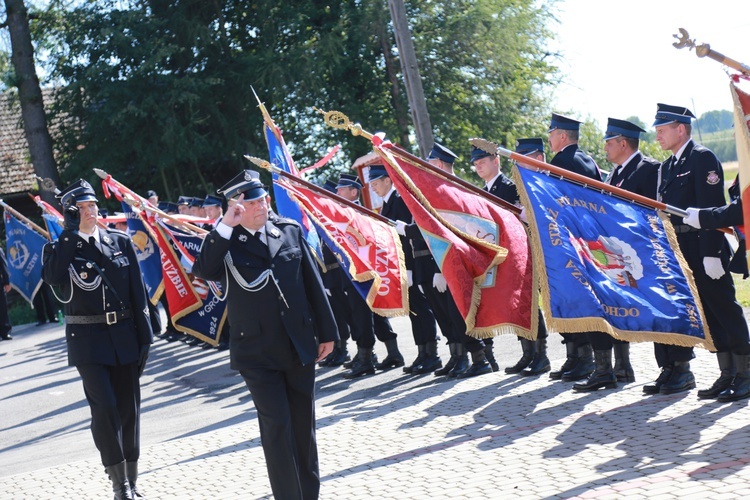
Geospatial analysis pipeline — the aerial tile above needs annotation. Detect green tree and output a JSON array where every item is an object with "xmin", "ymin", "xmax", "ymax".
[{"xmin": 34, "ymin": 0, "xmax": 559, "ymax": 197}]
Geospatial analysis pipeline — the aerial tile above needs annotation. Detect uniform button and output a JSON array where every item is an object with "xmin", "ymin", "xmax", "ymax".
[
  {"xmin": 105, "ymin": 286, "xmax": 108, "ymax": 290},
  {"xmin": 106, "ymin": 303, "xmax": 110, "ymax": 307},
  {"xmin": 280, "ymin": 311, "xmax": 285, "ymax": 316},
  {"xmin": 240, "ymin": 332, "xmax": 244, "ymax": 336},
  {"xmin": 271, "ymin": 264, "xmax": 275, "ymax": 268},
  {"xmin": 71, "ymin": 333, "xmax": 75, "ymax": 336}
]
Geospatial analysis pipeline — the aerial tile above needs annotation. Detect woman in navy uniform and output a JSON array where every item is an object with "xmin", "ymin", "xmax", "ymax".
[
  {"xmin": 42, "ymin": 179, "xmax": 153, "ymax": 500},
  {"xmin": 192, "ymin": 171, "xmax": 337, "ymax": 500}
]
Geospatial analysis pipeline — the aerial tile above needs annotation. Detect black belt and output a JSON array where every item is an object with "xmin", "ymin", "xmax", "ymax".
[
  {"xmin": 325, "ymin": 263, "xmax": 340, "ymax": 271},
  {"xmin": 673, "ymin": 224, "xmax": 699, "ymax": 234},
  {"xmin": 65, "ymin": 309, "xmax": 132, "ymax": 325},
  {"xmin": 413, "ymin": 250, "xmax": 431, "ymax": 258}
]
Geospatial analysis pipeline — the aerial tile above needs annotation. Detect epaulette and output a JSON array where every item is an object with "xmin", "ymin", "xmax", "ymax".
[
  {"xmin": 107, "ymin": 228, "xmax": 130, "ymax": 237},
  {"xmin": 273, "ymin": 217, "xmax": 300, "ymax": 227}
]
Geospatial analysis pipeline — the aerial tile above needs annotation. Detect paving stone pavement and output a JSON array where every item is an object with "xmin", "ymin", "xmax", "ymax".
[{"xmin": 2, "ymin": 321, "xmax": 750, "ymax": 499}]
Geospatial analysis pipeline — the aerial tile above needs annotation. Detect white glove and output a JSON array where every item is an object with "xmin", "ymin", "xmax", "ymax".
[
  {"xmin": 682, "ymin": 207, "xmax": 701, "ymax": 229},
  {"xmin": 395, "ymin": 220, "xmax": 407, "ymax": 236},
  {"xmin": 433, "ymin": 273, "xmax": 448, "ymax": 293},
  {"xmin": 703, "ymin": 256, "xmax": 725, "ymax": 280},
  {"xmin": 519, "ymin": 206, "xmax": 528, "ymax": 224},
  {"xmin": 407, "ymin": 270, "xmax": 413, "ymax": 288}
]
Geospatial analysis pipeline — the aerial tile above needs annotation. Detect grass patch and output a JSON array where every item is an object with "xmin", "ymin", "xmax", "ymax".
[{"xmin": 733, "ymin": 272, "xmax": 750, "ymax": 307}]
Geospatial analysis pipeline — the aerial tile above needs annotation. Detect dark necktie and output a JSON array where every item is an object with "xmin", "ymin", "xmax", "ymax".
[
  {"xmin": 89, "ymin": 236, "xmax": 100, "ymax": 253},
  {"xmin": 254, "ymin": 231, "xmax": 264, "ymax": 245}
]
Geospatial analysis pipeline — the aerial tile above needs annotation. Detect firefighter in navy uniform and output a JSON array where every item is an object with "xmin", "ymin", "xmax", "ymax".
[
  {"xmin": 369, "ymin": 164, "xmax": 441, "ymax": 374},
  {"xmin": 572, "ymin": 118, "xmax": 659, "ymax": 392},
  {"xmin": 42, "ymin": 179, "xmax": 153, "ymax": 500},
  {"xmin": 651, "ymin": 103, "xmax": 750, "ymax": 397},
  {"xmin": 192, "ymin": 171, "xmax": 337, "ymax": 499},
  {"xmin": 546, "ymin": 113, "xmax": 602, "ymax": 382}
]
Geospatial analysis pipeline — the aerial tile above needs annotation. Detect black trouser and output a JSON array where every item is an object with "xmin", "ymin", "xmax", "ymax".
[
  {"xmin": 240, "ymin": 362, "xmax": 319, "ymax": 500},
  {"xmin": 681, "ymin": 235, "xmax": 750, "ymax": 354},
  {"xmin": 423, "ymin": 284, "xmax": 465, "ymax": 344},
  {"xmin": 328, "ymin": 287, "xmax": 352, "ymax": 342},
  {"xmin": 407, "ymin": 283, "xmax": 437, "ymax": 345},
  {"xmin": 588, "ymin": 331, "xmax": 627, "ymax": 350},
  {"xmin": 0, "ymin": 289, "xmax": 11, "ymax": 337},
  {"xmin": 76, "ymin": 363, "xmax": 141, "ymax": 467},
  {"xmin": 33, "ymin": 283, "xmax": 58, "ymax": 323},
  {"xmin": 344, "ymin": 285, "xmax": 376, "ymax": 348}
]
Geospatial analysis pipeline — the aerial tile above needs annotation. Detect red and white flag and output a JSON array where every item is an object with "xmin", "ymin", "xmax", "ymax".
[{"xmin": 373, "ymin": 140, "xmax": 537, "ymax": 339}]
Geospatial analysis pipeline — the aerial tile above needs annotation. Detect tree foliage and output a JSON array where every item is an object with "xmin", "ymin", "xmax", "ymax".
[{"xmin": 30, "ymin": 0, "xmax": 559, "ymax": 200}]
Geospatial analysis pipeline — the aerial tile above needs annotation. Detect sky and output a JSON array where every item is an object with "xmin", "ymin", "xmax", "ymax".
[{"xmin": 548, "ymin": 0, "xmax": 750, "ymax": 129}]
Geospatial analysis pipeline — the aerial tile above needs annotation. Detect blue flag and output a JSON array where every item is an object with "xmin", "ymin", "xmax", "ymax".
[
  {"xmin": 264, "ymin": 123, "xmax": 323, "ymax": 262},
  {"xmin": 121, "ymin": 202, "xmax": 164, "ymax": 304},
  {"xmin": 514, "ymin": 167, "xmax": 714, "ymax": 349},
  {"xmin": 42, "ymin": 214, "xmax": 64, "ymax": 241},
  {"xmin": 4, "ymin": 212, "xmax": 47, "ymax": 304}
]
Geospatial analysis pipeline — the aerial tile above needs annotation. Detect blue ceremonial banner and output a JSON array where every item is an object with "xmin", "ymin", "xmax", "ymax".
[
  {"xmin": 514, "ymin": 167, "xmax": 714, "ymax": 349},
  {"xmin": 42, "ymin": 214, "xmax": 63, "ymax": 241},
  {"xmin": 121, "ymin": 202, "xmax": 164, "ymax": 304},
  {"xmin": 156, "ymin": 219, "xmax": 228, "ymax": 345},
  {"xmin": 4, "ymin": 212, "xmax": 46, "ymax": 304}
]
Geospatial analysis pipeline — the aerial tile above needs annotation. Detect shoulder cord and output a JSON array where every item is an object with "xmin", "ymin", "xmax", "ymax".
[
  {"xmin": 221, "ymin": 252, "xmax": 289, "ymax": 308},
  {"xmin": 47, "ymin": 263, "xmax": 104, "ymax": 305}
]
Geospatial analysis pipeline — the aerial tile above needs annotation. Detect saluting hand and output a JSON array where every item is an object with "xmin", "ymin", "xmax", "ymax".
[{"xmin": 222, "ymin": 194, "xmax": 246, "ymax": 227}]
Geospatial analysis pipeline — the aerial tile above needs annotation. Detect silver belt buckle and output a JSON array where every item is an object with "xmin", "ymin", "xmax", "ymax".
[{"xmin": 106, "ymin": 311, "xmax": 118, "ymax": 325}]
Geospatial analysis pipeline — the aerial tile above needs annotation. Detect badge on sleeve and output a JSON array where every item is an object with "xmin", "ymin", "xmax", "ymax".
[{"xmin": 706, "ymin": 171, "xmax": 720, "ymax": 185}]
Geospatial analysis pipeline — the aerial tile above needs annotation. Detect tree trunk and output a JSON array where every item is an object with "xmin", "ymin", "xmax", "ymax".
[
  {"xmin": 377, "ymin": 16, "xmax": 411, "ymax": 148},
  {"xmin": 387, "ymin": 0, "xmax": 433, "ymax": 158},
  {"xmin": 4, "ymin": 0, "xmax": 60, "ymax": 204}
]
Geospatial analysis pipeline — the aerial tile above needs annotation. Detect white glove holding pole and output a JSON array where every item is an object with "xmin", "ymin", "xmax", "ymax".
[
  {"xmin": 519, "ymin": 206, "xmax": 528, "ymax": 224},
  {"xmin": 703, "ymin": 256, "xmax": 725, "ymax": 280},
  {"xmin": 433, "ymin": 273, "xmax": 448, "ymax": 293},
  {"xmin": 407, "ymin": 270, "xmax": 413, "ymax": 288},
  {"xmin": 395, "ymin": 220, "xmax": 407, "ymax": 237},
  {"xmin": 682, "ymin": 207, "xmax": 701, "ymax": 229}
]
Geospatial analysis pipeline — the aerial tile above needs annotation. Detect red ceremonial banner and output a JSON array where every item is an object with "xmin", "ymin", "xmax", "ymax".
[
  {"xmin": 373, "ymin": 141, "xmax": 537, "ymax": 339},
  {"xmin": 278, "ymin": 180, "xmax": 409, "ymax": 317}
]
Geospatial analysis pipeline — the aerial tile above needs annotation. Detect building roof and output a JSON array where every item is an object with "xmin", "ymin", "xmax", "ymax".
[{"xmin": 0, "ymin": 90, "xmax": 52, "ymax": 196}]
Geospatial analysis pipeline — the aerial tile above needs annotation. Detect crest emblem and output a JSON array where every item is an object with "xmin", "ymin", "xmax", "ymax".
[
  {"xmin": 7, "ymin": 241, "xmax": 29, "ymax": 270},
  {"xmin": 270, "ymin": 228, "xmax": 280, "ymax": 237},
  {"xmin": 76, "ymin": 241, "xmax": 83, "ymax": 249},
  {"xmin": 80, "ymin": 272, "xmax": 88, "ymax": 279},
  {"xmin": 102, "ymin": 235, "xmax": 112, "ymax": 244},
  {"xmin": 239, "ymin": 234, "xmax": 248, "ymax": 243},
  {"xmin": 706, "ymin": 171, "xmax": 720, "ymax": 185},
  {"xmin": 244, "ymin": 171, "xmax": 253, "ymax": 181}
]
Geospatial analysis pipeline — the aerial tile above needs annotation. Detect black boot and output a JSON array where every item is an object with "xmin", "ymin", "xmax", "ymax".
[
  {"xmin": 561, "ymin": 344, "xmax": 595, "ymax": 382},
  {"xmin": 327, "ymin": 340, "xmax": 350, "ymax": 367},
  {"xmin": 718, "ymin": 354, "xmax": 750, "ymax": 402},
  {"xmin": 413, "ymin": 340, "xmax": 442, "ymax": 374},
  {"xmin": 504, "ymin": 337, "xmax": 534, "ymax": 374},
  {"xmin": 434, "ymin": 343, "xmax": 459, "ymax": 376},
  {"xmin": 448, "ymin": 344, "xmax": 470, "ymax": 377},
  {"xmin": 484, "ymin": 343, "xmax": 499, "ymax": 372},
  {"xmin": 549, "ymin": 342, "xmax": 578, "ymax": 380},
  {"xmin": 404, "ymin": 345, "xmax": 426, "ymax": 374},
  {"xmin": 105, "ymin": 462, "xmax": 134, "ymax": 500},
  {"xmin": 457, "ymin": 348, "xmax": 493, "ymax": 378},
  {"xmin": 343, "ymin": 347, "xmax": 376, "ymax": 379},
  {"xmin": 573, "ymin": 350, "xmax": 617, "ymax": 392},
  {"xmin": 643, "ymin": 366, "xmax": 673, "ymax": 394},
  {"xmin": 375, "ymin": 339, "xmax": 405, "ymax": 370},
  {"xmin": 613, "ymin": 343, "xmax": 635, "ymax": 382},
  {"xmin": 521, "ymin": 338, "xmax": 551, "ymax": 376},
  {"xmin": 659, "ymin": 360, "xmax": 695, "ymax": 394},
  {"xmin": 697, "ymin": 352, "xmax": 734, "ymax": 399},
  {"xmin": 126, "ymin": 461, "xmax": 145, "ymax": 499}
]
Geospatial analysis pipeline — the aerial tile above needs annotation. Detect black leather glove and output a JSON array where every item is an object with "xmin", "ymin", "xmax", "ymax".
[
  {"xmin": 137, "ymin": 345, "xmax": 150, "ymax": 377},
  {"xmin": 63, "ymin": 205, "xmax": 80, "ymax": 232}
]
